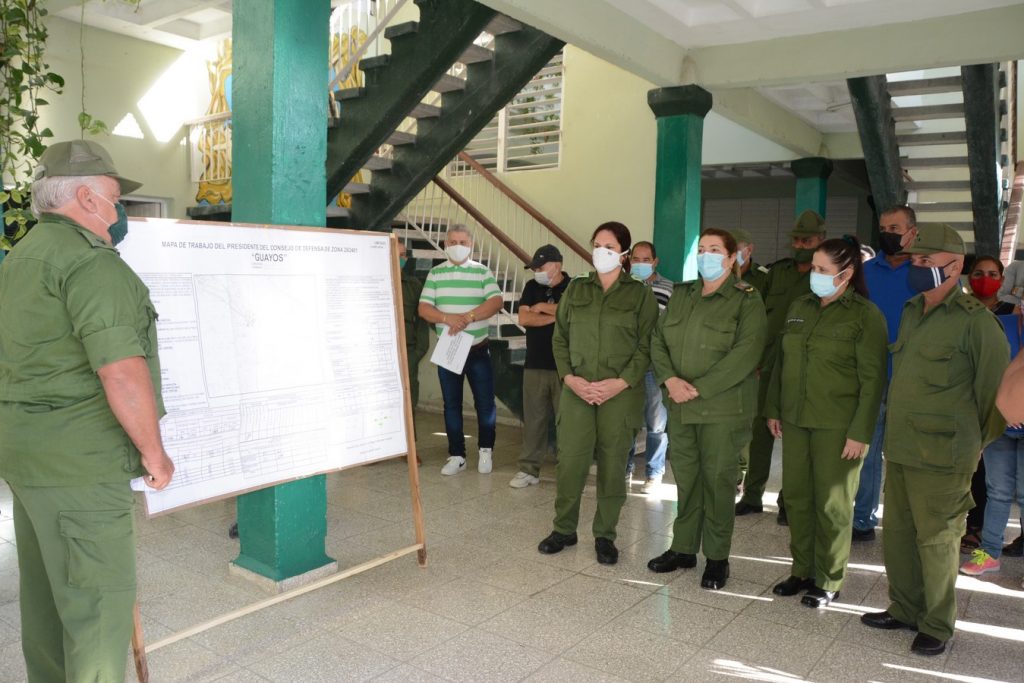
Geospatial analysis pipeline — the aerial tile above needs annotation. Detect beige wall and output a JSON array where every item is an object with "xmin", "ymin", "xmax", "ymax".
[{"xmin": 36, "ymin": 17, "xmax": 204, "ymax": 217}]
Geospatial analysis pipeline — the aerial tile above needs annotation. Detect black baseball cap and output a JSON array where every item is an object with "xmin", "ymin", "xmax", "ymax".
[{"xmin": 525, "ymin": 244, "xmax": 563, "ymax": 269}]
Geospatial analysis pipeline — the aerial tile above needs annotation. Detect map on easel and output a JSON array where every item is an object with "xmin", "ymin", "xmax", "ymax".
[{"xmin": 119, "ymin": 219, "xmax": 409, "ymax": 516}]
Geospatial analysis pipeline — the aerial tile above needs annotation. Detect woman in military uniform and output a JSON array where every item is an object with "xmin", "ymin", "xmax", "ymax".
[
  {"xmin": 537, "ymin": 222, "xmax": 659, "ymax": 565},
  {"xmin": 646, "ymin": 228, "xmax": 766, "ymax": 590},
  {"xmin": 766, "ymin": 236, "xmax": 887, "ymax": 607}
]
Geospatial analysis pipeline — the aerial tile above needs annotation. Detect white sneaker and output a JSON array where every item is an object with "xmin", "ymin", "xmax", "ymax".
[
  {"xmin": 478, "ymin": 448, "xmax": 493, "ymax": 474},
  {"xmin": 509, "ymin": 471, "xmax": 539, "ymax": 488},
  {"xmin": 441, "ymin": 456, "xmax": 466, "ymax": 476},
  {"xmin": 641, "ymin": 476, "xmax": 663, "ymax": 494}
]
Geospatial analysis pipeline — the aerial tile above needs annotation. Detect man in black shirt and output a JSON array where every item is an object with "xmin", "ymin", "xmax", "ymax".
[{"xmin": 511, "ymin": 245, "xmax": 570, "ymax": 488}]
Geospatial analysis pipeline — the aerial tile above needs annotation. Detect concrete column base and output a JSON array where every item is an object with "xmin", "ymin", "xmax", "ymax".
[{"xmin": 229, "ymin": 559, "xmax": 339, "ymax": 594}]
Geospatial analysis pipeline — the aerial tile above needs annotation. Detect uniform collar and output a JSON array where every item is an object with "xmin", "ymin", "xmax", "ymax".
[
  {"xmin": 583, "ymin": 269, "xmax": 633, "ymax": 292},
  {"xmin": 39, "ymin": 212, "xmax": 115, "ymax": 251},
  {"xmin": 697, "ymin": 273, "xmax": 739, "ymax": 298},
  {"xmin": 908, "ymin": 283, "xmax": 963, "ymax": 312}
]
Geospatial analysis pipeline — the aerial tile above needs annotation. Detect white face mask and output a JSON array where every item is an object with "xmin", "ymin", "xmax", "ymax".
[
  {"xmin": 534, "ymin": 270, "xmax": 551, "ymax": 286},
  {"xmin": 592, "ymin": 247, "xmax": 623, "ymax": 274},
  {"xmin": 445, "ymin": 244, "xmax": 472, "ymax": 264}
]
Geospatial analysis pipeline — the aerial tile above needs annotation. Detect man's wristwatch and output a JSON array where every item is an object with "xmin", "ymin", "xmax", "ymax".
[{"xmin": 468, "ymin": 311, "xmax": 476, "ymax": 321}]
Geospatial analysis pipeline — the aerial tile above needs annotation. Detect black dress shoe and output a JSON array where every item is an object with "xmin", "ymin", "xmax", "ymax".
[
  {"xmin": 647, "ymin": 550, "xmax": 697, "ymax": 573},
  {"xmin": 860, "ymin": 610, "xmax": 916, "ymax": 630},
  {"xmin": 538, "ymin": 531, "xmax": 577, "ymax": 555},
  {"xmin": 911, "ymin": 632, "xmax": 947, "ymax": 656},
  {"xmin": 735, "ymin": 501, "xmax": 763, "ymax": 515},
  {"xmin": 852, "ymin": 527, "xmax": 875, "ymax": 542},
  {"xmin": 773, "ymin": 576, "xmax": 815, "ymax": 596},
  {"xmin": 701, "ymin": 558, "xmax": 730, "ymax": 590},
  {"xmin": 801, "ymin": 587, "xmax": 839, "ymax": 608},
  {"xmin": 776, "ymin": 505, "xmax": 788, "ymax": 527},
  {"xmin": 1004, "ymin": 534, "xmax": 1024, "ymax": 557},
  {"xmin": 595, "ymin": 537, "xmax": 618, "ymax": 565}
]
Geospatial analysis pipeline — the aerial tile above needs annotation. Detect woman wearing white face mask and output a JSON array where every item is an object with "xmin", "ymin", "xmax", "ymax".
[
  {"xmin": 646, "ymin": 228, "xmax": 766, "ymax": 590},
  {"xmin": 764, "ymin": 236, "xmax": 888, "ymax": 607},
  {"xmin": 537, "ymin": 222, "xmax": 659, "ymax": 566}
]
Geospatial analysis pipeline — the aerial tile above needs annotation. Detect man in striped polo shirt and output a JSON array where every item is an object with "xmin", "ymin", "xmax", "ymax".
[{"xmin": 418, "ymin": 227, "xmax": 504, "ymax": 475}]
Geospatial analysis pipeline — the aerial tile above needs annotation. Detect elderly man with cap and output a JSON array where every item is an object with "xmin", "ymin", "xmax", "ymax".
[
  {"xmin": 861, "ymin": 223, "xmax": 1009, "ymax": 655},
  {"xmin": 511, "ymin": 245, "xmax": 570, "ymax": 487},
  {"xmin": 0, "ymin": 140, "xmax": 174, "ymax": 681},
  {"xmin": 730, "ymin": 229, "xmax": 769, "ymax": 293},
  {"xmin": 736, "ymin": 210, "xmax": 826, "ymax": 524}
]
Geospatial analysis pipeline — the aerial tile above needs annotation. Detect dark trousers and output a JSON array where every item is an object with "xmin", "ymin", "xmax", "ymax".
[{"xmin": 437, "ymin": 343, "xmax": 496, "ymax": 456}]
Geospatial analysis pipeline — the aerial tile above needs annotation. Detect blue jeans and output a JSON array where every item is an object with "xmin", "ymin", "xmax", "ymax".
[
  {"xmin": 980, "ymin": 432, "xmax": 1024, "ymax": 558},
  {"xmin": 854, "ymin": 394, "xmax": 886, "ymax": 531},
  {"xmin": 437, "ymin": 343, "xmax": 496, "ymax": 457},
  {"xmin": 626, "ymin": 370, "xmax": 668, "ymax": 478}
]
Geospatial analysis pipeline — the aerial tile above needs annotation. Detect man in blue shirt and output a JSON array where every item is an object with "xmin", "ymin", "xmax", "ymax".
[{"xmin": 854, "ymin": 205, "xmax": 918, "ymax": 540}]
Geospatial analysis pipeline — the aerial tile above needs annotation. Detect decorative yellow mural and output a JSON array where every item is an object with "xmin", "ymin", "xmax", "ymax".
[
  {"xmin": 195, "ymin": 40, "xmax": 233, "ymax": 206},
  {"xmin": 330, "ymin": 27, "xmax": 367, "ymax": 209}
]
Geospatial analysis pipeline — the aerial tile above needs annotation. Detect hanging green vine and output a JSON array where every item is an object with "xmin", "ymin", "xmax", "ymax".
[{"xmin": 0, "ymin": 0, "xmax": 64, "ymax": 245}]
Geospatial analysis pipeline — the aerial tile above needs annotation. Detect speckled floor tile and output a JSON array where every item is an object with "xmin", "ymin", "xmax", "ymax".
[
  {"xmin": 410, "ymin": 628, "xmax": 551, "ymax": 682},
  {"xmin": 563, "ymin": 623, "xmax": 698, "ymax": 682}
]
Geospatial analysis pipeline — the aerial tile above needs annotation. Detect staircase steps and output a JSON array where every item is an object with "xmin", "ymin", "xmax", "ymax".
[
  {"xmin": 458, "ymin": 43, "xmax": 494, "ymax": 64},
  {"xmin": 901, "ymin": 156, "xmax": 970, "ymax": 169},
  {"xmin": 896, "ymin": 131, "xmax": 967, "ymax": 147},
  {"xmin": 906, "ymin": 179, "xmax": 972, "ymax": 191},
  {"xmin": 893, "ymin": 103, "xmax": 965, "ymax": 122},
  {"xmin": 888, "ymin": 76, "xmax": 962, "ymax": 96},
  {"xmin": 432, "ymin": 73, "xmax": 467, "ymax": 93},
  {"xmin": 485, "ymin": 15, "xmax": 522, "ymax": 35},
  {"xmin": 916, "ymin": 201, "xmax": 973, "ymax": 212}
]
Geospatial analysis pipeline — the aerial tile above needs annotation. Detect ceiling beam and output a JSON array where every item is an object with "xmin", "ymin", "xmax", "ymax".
[
  {"xmin": 685, "ymin": 5, "xmax": 1024, "ymax": 89},
  {"xmin": 710, "ymin": 88, "xmax": 823, "ymax": 158}
]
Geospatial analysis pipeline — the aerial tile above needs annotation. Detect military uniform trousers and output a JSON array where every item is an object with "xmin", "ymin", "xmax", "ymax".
[
  {"xmin": 519, "ymin": 368, "xmax": 561, "ymax": 477},
  {"xmin": 883, "ymin": 462, "xmax": 973, "ymax": 641},
  {"xmin": 553, "ymin": 387, "xmax": 638, "ymax": 540},
  {"xmin": 781, "ymin": 423, "xmax": 864, "ymax": 591},
  {"xmin": 740, "ymin": 372, "xmax": 776, "ymax": 506},
  {"xmin": 668, "ymin": 418, "xmax": 751, "ymax": 560},
  {"xmin": 11, "ymin": 481, "xmax": 137, "ymax": 683},
  {"xmin": 407, "ymin": 344, "xmax": 425, "ymax": 410}
]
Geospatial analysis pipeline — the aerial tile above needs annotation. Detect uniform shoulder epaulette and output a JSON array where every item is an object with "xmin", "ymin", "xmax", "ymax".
[
  {"xmin": 756, "ymin": 265, "xmax": 770, "ymax": 274},
  {"xmin": 734, "ymin": 280, "xmax": 756, "ymax": 293},
  {"xmin": 571, "ymin": 273, "xmax": 589, "ymax": 281},
  {"xmin": 957, "ymin": 295, "xmax": 986, "ymax": 314}
]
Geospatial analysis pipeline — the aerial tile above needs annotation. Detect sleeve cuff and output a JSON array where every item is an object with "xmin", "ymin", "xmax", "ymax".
[{"xmin": 82, "ymin": 326, "xmax": 146, "ymax": 371}]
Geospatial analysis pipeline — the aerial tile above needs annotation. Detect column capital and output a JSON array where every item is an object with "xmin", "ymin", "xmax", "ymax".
[
  {"xmin": 648, "ymin": 86, "xmax": 712, "ymax": 119},
  {"xmin": 790, "ymin": 156, "xmax": 834, "ymax": 180}
]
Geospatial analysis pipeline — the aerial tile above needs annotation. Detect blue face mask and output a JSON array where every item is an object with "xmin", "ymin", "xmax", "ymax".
[
  {"xmin": 696, "ymin": 252, "xmax": 727, "ymax": 281},
  {"xmin": 631, "ymin": 263, "xmax": 654, "ymax": 281},
  {"xmin": 810, "ymin": 269, "xmax": 848, "ymax": 299},
  {"xmin": 908, "ymin": 260, "xmax": 954, "ymax": 293},
  {"xmin": 736, "ymin": 249, "xmax": 747, "ymax": 267}
]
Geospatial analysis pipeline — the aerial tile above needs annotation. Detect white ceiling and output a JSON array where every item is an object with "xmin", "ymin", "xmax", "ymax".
[{"xmin": 602, "ymin": 0, "xmax": 1024, "ymax": 48}]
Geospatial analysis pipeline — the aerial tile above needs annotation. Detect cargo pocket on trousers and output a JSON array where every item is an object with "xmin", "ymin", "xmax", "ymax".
[{"xmin": 59, "ymin": 509, "xmax": 136, "ymax": 590}]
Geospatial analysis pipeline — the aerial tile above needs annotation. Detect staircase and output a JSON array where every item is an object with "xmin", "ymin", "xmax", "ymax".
[{"xmin": 189, "ymin": 0, "xmax": 564, "ymax": 232}]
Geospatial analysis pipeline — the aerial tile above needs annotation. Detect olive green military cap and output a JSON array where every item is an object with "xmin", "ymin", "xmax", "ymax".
[
  {"xmin": 903, "ymin": 222, "xmax": 965, "ymax": 255},
  {"xmin": 34, "ymin": 140, "xmax": 142, "ymax": 194},
  {"xmin": 731, "ymin": 228, "xmax": 754, "ymax": 245},
  {"xmin": 791, "ymin": 209, "xmax": 826, "ymax": 237}
]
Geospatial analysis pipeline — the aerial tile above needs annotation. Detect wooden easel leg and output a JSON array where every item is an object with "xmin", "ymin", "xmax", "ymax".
[{"xmin": 131, "ymin": 601, "xmax": 149, "ymax": 682}]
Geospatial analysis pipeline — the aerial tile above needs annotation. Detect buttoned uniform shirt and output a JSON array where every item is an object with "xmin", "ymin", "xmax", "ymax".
[
  {"xmin": 764, "ymin": 288, "xmax": 888, "ymax": 443},
  {"xmin": 651, "ymin": 275, "xmax": 766, "ymax": 424},
  {"xmin": 863, "ymin": 254, "xmax": 916, "ymax": 378},
  {"xmin": 0, "ymin": 213, "xmax": 163, "ymax": 485},
  {"xmin": 759, "ymin": 258, "xmax": 811, "ymax": 368},
  {"xmin": 400, "ymin": 269, "xmax": 429, "ymax": 361},
  {"xmin": 741, "ymin": 262, "xmax": 769, "ymax": 293},
  {"xmin": 885, "ymin": 287, "xmax": 1010, "ymax": 473},
  {"xmin": 552, "ymin": 271, "xmax": 658, "ymax": 426}
]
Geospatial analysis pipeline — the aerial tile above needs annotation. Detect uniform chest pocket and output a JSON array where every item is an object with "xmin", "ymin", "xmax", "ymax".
[
  {"xmin": 605, "ymin": 300, "xmax": 638, "ymax": 329},
  {"xmin": 702, "ymin": 319, "xmax": 736, "ymax": 350},
  {"xmin": 811, "ymin": 321, "xmax": 859, "ymax": 362},
  {"xmin": 918, "ymin": 344, "xmax": 956, "ymax": 387}
]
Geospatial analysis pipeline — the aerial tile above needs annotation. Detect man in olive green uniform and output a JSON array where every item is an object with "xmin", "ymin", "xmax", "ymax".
[
  {"xmin": 0, "ymin": 141, "xmax": 174, "ymax": 681},
  {"xmin": 547, "ymin": 271, "xmax": 658, "ymax": 552},
  {"xmin": 737, "ymin": 211, "xmax": 826, "ymax": 521},
  {"xmin": 398, "ymin": 242, "xmax": 430, "ymax": 410},
  {"xmin": 861, "ymin": 224, "xmax": 1009, "ymax": 655},
  {"xmin": 732, "ymin": 229, "xmax": 769, "ymax": 293}
]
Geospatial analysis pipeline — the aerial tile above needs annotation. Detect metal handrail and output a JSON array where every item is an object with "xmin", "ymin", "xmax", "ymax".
[
  {"xmin": 432, "ymin": 176, "xmax": 531, "ymax": 264},
  {"xmin": 328, "ymin": 0, "xmax": 412, "ymax": 94}
]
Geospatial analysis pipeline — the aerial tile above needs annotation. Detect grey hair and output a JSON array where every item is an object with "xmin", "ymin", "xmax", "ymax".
[
  {"xmin": 31, "ymin": 175, "xmax": 109, "ymax": 216},
  {"xmin": 445, "ymin": 225, "xmax": 473, "ymax": 242}
]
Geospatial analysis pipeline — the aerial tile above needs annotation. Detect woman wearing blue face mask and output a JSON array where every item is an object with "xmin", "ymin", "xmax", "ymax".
[
  {"xmin": 764, "ymin": 236, "xmax": 888, "ymax": 607},
  {"xmin": 646, "ymin": 228, "xmax": 766, "ymax": 590}
]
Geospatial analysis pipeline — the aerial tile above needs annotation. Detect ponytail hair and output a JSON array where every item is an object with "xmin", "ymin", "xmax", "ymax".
[{"xmin": 818, "ymin": 235, "xmax": 869, "ymax": 298}]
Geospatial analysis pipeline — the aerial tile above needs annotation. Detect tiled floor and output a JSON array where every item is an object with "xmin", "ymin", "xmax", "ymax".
[{"xmin": 1, "ymin": 411, "xmax": 1023, "ymax": 682}]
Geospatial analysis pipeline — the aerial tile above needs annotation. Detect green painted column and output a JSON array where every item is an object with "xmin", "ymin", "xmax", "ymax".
[
  {"xmin": 230, "ymin": 0, "xmax": 333, "ymax": 582},
  {"xmin": 648, "ymin": 86, "xmax": 712, "ymax": 282},
  {"xmin": 790, "ymin": 157, "xmax": 834, "ymax": 217}
]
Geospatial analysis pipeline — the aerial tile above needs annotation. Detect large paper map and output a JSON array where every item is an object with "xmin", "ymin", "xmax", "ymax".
[{"xmin": 119, "ymin": 220, "xmax": 409, "ymax": 515}]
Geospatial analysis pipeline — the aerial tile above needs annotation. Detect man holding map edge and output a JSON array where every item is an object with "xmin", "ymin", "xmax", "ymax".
[
  {"xmin": 0, "ymin": 140, "xmax": 174, "ymax": 682},
  {"xmin": 418, "ymin": 226, "xmax": 504, "ymax": 476}
]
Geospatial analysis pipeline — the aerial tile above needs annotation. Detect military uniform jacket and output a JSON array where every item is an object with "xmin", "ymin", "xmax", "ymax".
[
  {"xmin": 742, "ymin": 262, "xmax": 769, "ymax": 293},
  {"xmin": 651, "ymin": 275, "xmax": 766, "ymax": 424},
  {"xmin": 552, "ymin": 271, "xmax": 658, "ymax": 425},
  {"xmin": 765, "ymin": 288, "xmax": 888, "ymax": 442},
  {"xmin": 401, "ymin": 270, "xmax": 429, "ymax": 361},
  {"xmin": 0, "ymin": 214, "xmax": 163, "ymax": 485},
  {"xmin": 760, "ymin": 258, "xmax": 811, "ymax": 368},
  {"xmin": 885, "ymin": 287, "xmax": 1010, "ymax": 473}
]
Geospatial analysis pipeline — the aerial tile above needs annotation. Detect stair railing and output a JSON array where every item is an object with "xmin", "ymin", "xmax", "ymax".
[{"xmin": 328, "ymin": 0, "xmax": 412, "ymax": 97}]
